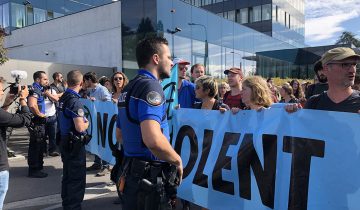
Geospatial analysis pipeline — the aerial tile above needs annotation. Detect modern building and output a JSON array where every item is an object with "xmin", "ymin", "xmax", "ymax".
[
  {"xmin": 181, "ymin": 0, "xmax": 305, "ymax": 47},
  {"xmin": 1, "ymin": 0, "xmax": 309, "ymax": 85}
]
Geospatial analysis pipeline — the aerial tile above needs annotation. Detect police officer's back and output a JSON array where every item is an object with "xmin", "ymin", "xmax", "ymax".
[
  {"xmin": 116, "ymin": 37, "xmax": 183, "ymax": 210},
  {"xmin": 58, "ymin": 70, "xmax": 89, "ymax": 210}
]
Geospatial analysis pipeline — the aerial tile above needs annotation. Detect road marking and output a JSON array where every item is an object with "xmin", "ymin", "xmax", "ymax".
[{"xmin": 4, "ymin": 184, "xmax": 116, "ymax": 210}]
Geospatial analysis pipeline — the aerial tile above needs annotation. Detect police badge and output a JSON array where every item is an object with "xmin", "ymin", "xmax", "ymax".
[{"xmin": 146, "ymin": 91, "xmax": 162, "ymax": 106}]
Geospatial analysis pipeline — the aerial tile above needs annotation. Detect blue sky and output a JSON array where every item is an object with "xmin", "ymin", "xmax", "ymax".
[{"xmin": 305, "ymin": 0, "xmax": 360, "ymax": 47}]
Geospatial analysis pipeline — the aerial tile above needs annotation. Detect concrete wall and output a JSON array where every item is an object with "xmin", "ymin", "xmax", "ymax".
[{"xmin": 4, "ymin": 1, "xmax": 122, "ymax": 69}]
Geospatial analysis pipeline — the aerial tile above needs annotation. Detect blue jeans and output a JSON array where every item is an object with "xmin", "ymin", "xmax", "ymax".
[
  {"xmin": 45, "ymin": 115, "xmax": 57, "ymax": 153},
  {"xmin": 0, "ymin": 170, "xmax": 9, "ymax": 210}
]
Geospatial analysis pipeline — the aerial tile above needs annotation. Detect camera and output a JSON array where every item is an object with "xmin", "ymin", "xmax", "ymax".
[
  {"xmin": 8, "ymin": 70, "xmax": 33, "ymax": 95},
  {"xmin": 9, "ymin": 84, "xmax": 34, "ymax": 95}
]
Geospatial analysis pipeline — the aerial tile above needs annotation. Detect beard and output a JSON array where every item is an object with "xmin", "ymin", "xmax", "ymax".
[
  {"xmin": 317, "ymin": 73, "xmax": 327, "ymax": 83},
  {"xmin": 158, "ymin": 65, "xmax": 170, "ymax": 80}
]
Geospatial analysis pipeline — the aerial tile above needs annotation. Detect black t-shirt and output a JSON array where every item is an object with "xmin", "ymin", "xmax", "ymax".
[
  {"xmin": 305, "ymin": 83, "xmax": 328, "ymax": 99},
  {"xmin": 305, "ymin": 90, "xmax": 360, "ymax": 113}
]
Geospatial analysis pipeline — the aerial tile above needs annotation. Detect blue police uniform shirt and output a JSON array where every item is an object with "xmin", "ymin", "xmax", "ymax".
[
  {"xmin": 58, "ymin": 89, "xmax": 86, "ymax": 136},
  {"xmin": 178, "ymin": 80, "xmax": 196, "ymax": 108},
  {"xmin": 30, "ymin": 82, "xmax": 45, "ymax": 114},
  {"xmin": 116, "ymin": 70, "xmax": 169, "ymax": 161}
]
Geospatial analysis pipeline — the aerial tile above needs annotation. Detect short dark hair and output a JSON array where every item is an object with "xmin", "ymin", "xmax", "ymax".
[
  {"xmin": 67, "ymin": 70, "xmax": 83, "ymax": 87},
  {"xmin": 33, "ymin": 71, "xmax": 46, "ymax": 81},
  {"xmin": 83, "ymin": 72, "xmax": 98, "ymax": 83},
  {"xmin": 99, "ymin": 76, "xmax": 110, "ymax": 86},
  {"xmin": 190, "ymin": 63, "xmax": 205, "ymax": 74},
  {"xmin": 314, "ymin": 60, "xmax": 323, "ymax": 72},
  {"xmin": 52, "ymin": 72, "xmax": 62, "ymax": 80},
  {"xmin": 136, "ymin": 36, "xmax": 169, "ymax": 68}
]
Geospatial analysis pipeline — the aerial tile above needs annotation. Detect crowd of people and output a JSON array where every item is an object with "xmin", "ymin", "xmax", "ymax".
[{"xmin": 0, "ymin": 36, "xmax": 359, "ymax": 210}]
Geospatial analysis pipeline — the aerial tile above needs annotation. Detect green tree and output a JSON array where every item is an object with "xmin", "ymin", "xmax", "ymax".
[
  {"xmin": 0, "ymin": 27, "xmax": 8, "ymax": 65},
  {"xmin": 335, "ymin": 31, "xmax": 360, "ymax": 47}
]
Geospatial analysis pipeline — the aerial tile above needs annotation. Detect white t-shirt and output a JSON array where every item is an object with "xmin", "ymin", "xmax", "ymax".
[{"xmin": 45, "ymin": 89, "xmax": 57, "ymax": 117}]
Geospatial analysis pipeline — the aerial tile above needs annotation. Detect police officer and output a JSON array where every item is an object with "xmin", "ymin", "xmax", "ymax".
[
  {"xmin": 27, "ymin": 71, "xmax": 48, "ymax": 178},
  {"xmin": 116, "ymin": 37, "xmax": 183, "ymax": 210},
  {"xmin": 58, "ymin": 70, "xmax": 89, "ymax": 210}
]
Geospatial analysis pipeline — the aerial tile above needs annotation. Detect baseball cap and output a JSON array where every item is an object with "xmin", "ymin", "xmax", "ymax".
[
  {"xmin": 173, "ymin": 58, "xmax": 190, "ymax": 65},
  {"xmin": 224, "ymin": 67, "xmax": 243, "ymax": 76},
  {"xmin": 321, "ymin": 47, "xmax": 360, "ymax": 65}
]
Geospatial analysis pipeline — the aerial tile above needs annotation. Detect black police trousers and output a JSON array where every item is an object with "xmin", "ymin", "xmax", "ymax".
[
  {"xmin": 60, "ymin": 137, "xmax": 86, "ymax": 210},
  {"xmin": 122, "ymin": 159, "xmax": 174, "ymax": 210},
  {"xmin": 28, "ymin": 124, "xmax": 46, "ymax": 172}
]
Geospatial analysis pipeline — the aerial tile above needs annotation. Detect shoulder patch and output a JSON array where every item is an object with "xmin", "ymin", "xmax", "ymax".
[
  {"xmin": 146, "ymin": 91, "xmax": 162, "ymax": 106},
  {"xmin": 77, "ymin": 108, "xmax": 84, "ymax": 117}
]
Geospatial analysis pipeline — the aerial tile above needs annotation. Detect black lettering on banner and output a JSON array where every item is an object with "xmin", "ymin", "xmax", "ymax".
[
  {"xmin": 97, "ymin": 112, "xmax": 108, "ymax": 148},
  {"xmin": 107, "ymin": 114, "xmax": 118, "ymax": 153},
  {"xmin": 212, "ymin": 132, "xmax": 241, "ymax": 195},
  {"xmin": 193, "ymin": 129, "xmax": 213, "ymax": 188},
  {"xmin": 237, "ymin": 134, "xmax": 277, "ymax": 209},
  {"xmin": 174, "ymin": 125, "xmax": 198, "ymax": 179},
  {"xmin": 283, "ymin": 136, "xmax": 325, "ymax": 210}
]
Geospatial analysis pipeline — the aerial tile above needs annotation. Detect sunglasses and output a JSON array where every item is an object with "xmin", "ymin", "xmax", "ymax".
[
  {"xmin": 327, "ymin": 62, "xmax": 358, "ymax": 70},
  {"xmin": 114, "ymin": 77, "xmax": 123, "ymax": 81}
]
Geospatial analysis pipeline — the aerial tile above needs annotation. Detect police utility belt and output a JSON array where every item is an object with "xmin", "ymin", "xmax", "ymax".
[
  {"xmin": 123, "ymin": 157, "xmax": 179, "ymax": 195},
  {"xmin": 62, "ymin": 132, "xmax": 92, "ymax": 146}
]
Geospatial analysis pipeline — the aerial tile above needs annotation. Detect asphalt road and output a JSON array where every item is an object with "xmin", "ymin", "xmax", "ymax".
[{"xmin": 4, "ymin": 128, "xmax": 202, "ymax": 210}]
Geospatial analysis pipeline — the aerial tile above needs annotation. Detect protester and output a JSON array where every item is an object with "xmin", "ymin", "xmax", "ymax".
[
  {"xmin": 58, "ymin": 70, "xmax": 90, "ymax": 210},
  {"xmin": 116, "ymin": 37, "xmax": 182, "ymax": 210},
  {"xmin": 83, "ymin": 72, "xmax": 112, "ymax": 176},
  {"xmin": 218, "ymin": 81, "xmax": 230, "ymax": 102},
  {"xmin": 287, "ymin": 47, "xmax": 360, "ymax": 113},
  {"xmin": 223, "ymin": 67, "xmax": 246, "ymax": 110},
  {"xmin": 190, "ymin": 63, "xmax": 205, "ymax": 82},
  {"xmin": 50, "ymin": 72, "xmax": 66, "ymax": 148},
  {"xmin": 193, "ymin": 75, "xmax": 229, "ymax": 111},
  {"xmin": 279, "ymin": 83, "xmax": 298, "ymax": 103},
  {"xmin": 234, "ymin": 76, "xmax": 273, "ymax": 112},
  {"xmin": 111, "ymin": 72, "xmax": 128, "ymax": 103},
  {"xmin": 0, "ymin": 77, "xmax": 32, "ymax": 209},
  {"xmin": 99, "ymin": 76, "xmax": 113, "ymax": 93},
  {"xmin": 27, "ymin": 71, "xmax": 49, "ymax": 178},
  {"xmin": 305, "ymin": 60, "xmax": 329, "ymax": 99},
  {"xmin": 176, "ymin": 58, "xmax": 197, "ymax": 108},
  {"xmin": 44, "ymin": 80, "xmax": 60, "ymax": 157}
]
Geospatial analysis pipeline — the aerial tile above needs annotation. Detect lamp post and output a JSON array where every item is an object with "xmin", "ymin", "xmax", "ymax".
[
  {"xmin": 167, "ymin": 27, "xmax": 182, "ymax": 58},
  {"xmin": 188, "ymin": 22, "xmax": 208, "ymax": 74},
  {"xmin": 230, "ymin": 51, "xmax": 244, "ymax": 75}
]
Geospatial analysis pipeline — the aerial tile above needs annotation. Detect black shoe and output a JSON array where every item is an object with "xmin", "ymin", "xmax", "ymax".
[
  {"xmin": 86, "ymin": 163, "xmax": 102, "ymax": 171},
  {"xmin": 49, "ymin": 152, "xmax": 60, "ymax": 157},
  {"xmin": 28, "ymin": 171, "xmax": 48, "ymax": 178}
]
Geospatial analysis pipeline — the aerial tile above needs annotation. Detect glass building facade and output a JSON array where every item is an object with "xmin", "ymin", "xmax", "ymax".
[
  {"xmin": 181, "ymin": 0, "xmax": 305, "ymax": 47},
  {"xmin": 0, "ymin": 0, "xmax": 114, "ymax": 33},
  {"xmin": 3, "ymin": 0, "xmax": 318, "ymax": 79},
  {"xmin": 121, "ymin": 0, "xmax": 302, "ymax": 79}
]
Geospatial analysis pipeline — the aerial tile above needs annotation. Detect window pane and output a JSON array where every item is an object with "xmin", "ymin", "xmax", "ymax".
[
  {"xmin": 34, "ymin": 8, "xmax": 46, "ymax": 24},
  {"xmin": 3, "ymin": 3, "xmax": 10, "ymax": 32},
  {"xmin": 227, "ymin": 10, "xmax": 235, "ymax": 21},
  {"xmin": 253, "ymin": 6, "xmax": 261, "ymax": 22},
  {"xmin": 0, "ymin": 5, "xmax": 2, "ymax": 29},
  {"xmin": 240, "ymin": 8, "xmax": 248, "ymax": 23},
  {"xmin": 11, "ymin": 3, "xmax": 25, "ymax": 28},
  {"xmin": 26, "ymin": 7, "xmax": 33, "ymax": 26},
  {"xmin": 262, "ymin": 4, "xmax": 271, "ymax": 21}
]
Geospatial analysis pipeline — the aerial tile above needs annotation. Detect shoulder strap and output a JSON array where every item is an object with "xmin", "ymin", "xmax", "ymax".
[{"xmin": 124, "ymin": 75, "xmax": 145, "ymax": 125}]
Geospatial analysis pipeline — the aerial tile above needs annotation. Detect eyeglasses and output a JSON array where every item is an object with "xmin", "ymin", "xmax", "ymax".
[
  {"xmin": 327, "ymin": 62, "xmax": 358, "ymax": 70},
  {"xmin": 114, "ymin": 77, "xmax": 123, "ymax": 81},
  {"xmin": 180, "ymin": 67, "xmax": 188, "ymax": 71}
]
